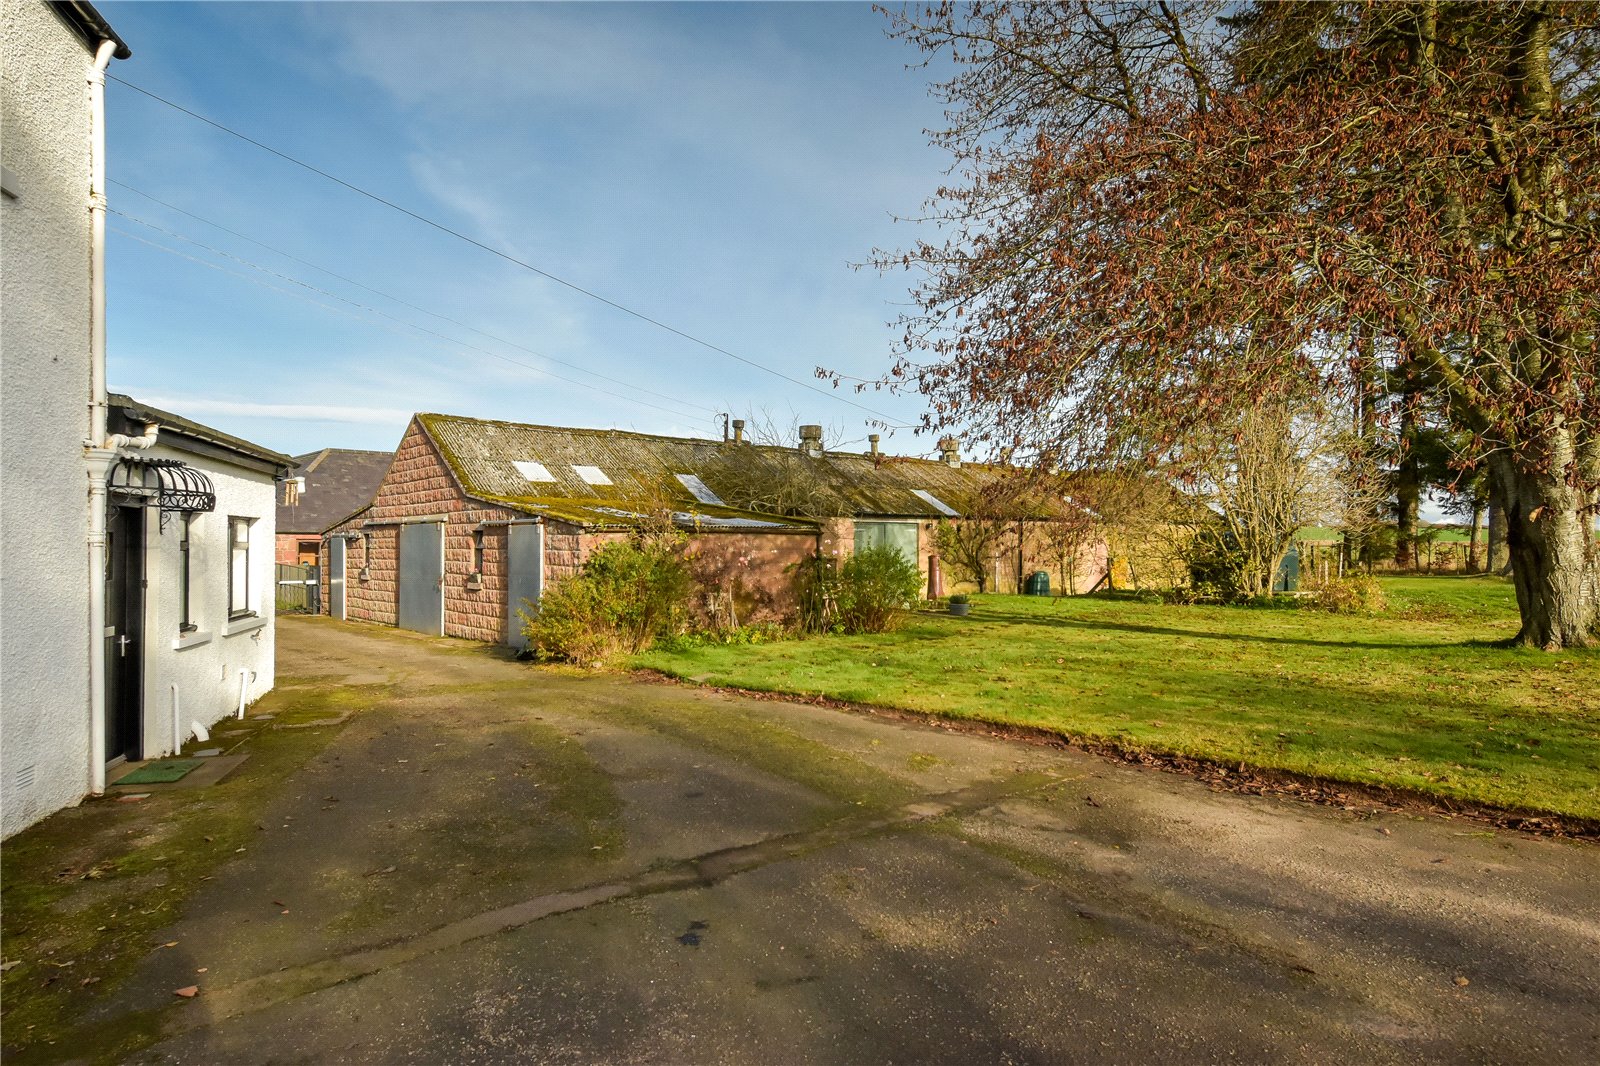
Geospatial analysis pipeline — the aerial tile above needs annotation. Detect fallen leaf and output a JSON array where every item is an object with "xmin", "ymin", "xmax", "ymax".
[
  {"xmin": 161, "ymin": 941, "xmax": 179, "ymax": 949},
  {"xmin": 1453, "ymin": 976, "xmax": 1470, "ymax": 987},
  {"xmin": 80, "ymin": 976, "xmax": 101, "ymax": 987},
  {"xmin": 0, "ymin": 960, "xmax": 20, "ymax": 972},
  {"xmin": 1085, "ymin": 795, "xmax": 1101, "ymax": 808},
  {"xmin": 196, "ymin": 967, "xmax": 208, "ymax": 973},
  {"xmin": 1377, "ymin": 827, "xmax": 1391, "ymax": 836},
  {"xmin": 174, "ymin": 985, "xmax": 199, "ymax": 998}
]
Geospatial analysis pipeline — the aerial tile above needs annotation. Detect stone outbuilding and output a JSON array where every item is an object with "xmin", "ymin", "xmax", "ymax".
[{"xmin": 318, "ymin": 413, "xmax": 1103, "ymax": 647}]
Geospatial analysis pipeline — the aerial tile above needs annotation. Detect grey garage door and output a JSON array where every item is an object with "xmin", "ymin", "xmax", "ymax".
[
  {"xmin": 505, "ymin": 523, "xmax": 544, "ymax": 649},
  {"xmin": 327, "ymin": 536, "xmax": 346, "ymax": 620},
  {"xmin": 397, "ymin": 522, "xmax": 444, "ymax": 636}
]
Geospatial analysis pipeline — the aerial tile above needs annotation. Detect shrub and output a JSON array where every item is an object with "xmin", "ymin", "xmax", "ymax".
[
  {"xmin": 523, "ymin": 539, "xmax": 691, "ymax": 665},
  {"xmin": 793, "ymin": 554, "xmax": 842, "ymax": 634},
  {"xmin": 948, "ymin": 593, "xmax": 970, "ymax": 605},
  {"xmin": 836, "ymin": 545, "xmax": 924, "ymax": 634},
  {"xmin": 1302, "ymin": 573, "xmax": 1388, "ymax": 614}
]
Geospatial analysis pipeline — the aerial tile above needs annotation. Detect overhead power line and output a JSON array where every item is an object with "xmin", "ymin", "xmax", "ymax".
[
  {"xmin": 110, "ymin": 182, "xmax": 715, "ymax": 419},
  {"xmin": 109, "ymin": 218, "xmax": 715, "ymax": 425},
  {"xmin": 109, "ymin": 75, "xmax": 913, "ymax": 429}
]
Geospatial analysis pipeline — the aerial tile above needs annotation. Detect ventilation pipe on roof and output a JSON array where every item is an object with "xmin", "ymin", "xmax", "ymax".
[
  {"xmin": 799, "ymin": 424, "xmax": 824, "ymax": 458},
  {"xmin": 85, "ymin": 36, "xmax": 123, "ymax": 799},
  {"xmin": 732, "ymin": 419, "xmax": 746, "ymax": 443},
  {"xmin": 938, "ymin": 435, "xmax": 962, "ymax": 468},
  {"xmin": 868, "ymin": 434, "xmax": 881, "ymax": 457}
]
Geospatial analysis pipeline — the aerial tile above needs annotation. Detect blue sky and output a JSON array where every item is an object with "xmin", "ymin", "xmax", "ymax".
[{"xmin": 98, "ymin": 1, "xmax": 953, "ymax": 458}]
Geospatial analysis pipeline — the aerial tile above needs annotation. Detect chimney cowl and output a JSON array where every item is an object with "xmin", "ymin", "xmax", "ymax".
[
  {"xmin": 938, "ymin": 435, "xmax": 961, "ymax": 467},
  {"xmin": 868, "ymin": 433, "xmax": 881, "ymax": 456},
  {"xmin": 732, "ymin": 418, "xmax": 746, "ymax": 443},
  {"xmin": 798, "ymin": 424, "xmax": 824, "ymax": 457}
]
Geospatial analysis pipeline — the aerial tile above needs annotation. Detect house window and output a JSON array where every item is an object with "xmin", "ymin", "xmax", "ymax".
[
  {"xmin": 472, "ymin": 529, "xmax": 485, "ymax": 574},
  {"xmin": 296, "ymin": 540, "xmax": 319, "ymax": 566},
  {"xmin": 179, "ymin": 515, "xmax": 197, "ymax": 632},
  {"xmin": 228, "ymin": 517, "xmax": 254, "ymax": 618}
]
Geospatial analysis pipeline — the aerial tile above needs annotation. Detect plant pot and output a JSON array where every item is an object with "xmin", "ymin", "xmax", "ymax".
[{"xmin": 948, "ymin": 602, "xmax": 971, "ymax": 616}]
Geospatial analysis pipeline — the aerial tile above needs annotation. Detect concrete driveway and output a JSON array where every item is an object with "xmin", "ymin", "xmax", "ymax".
[{"xmin": 43, "ymin": 616, "xmax": 1600, "ymax": 1062}]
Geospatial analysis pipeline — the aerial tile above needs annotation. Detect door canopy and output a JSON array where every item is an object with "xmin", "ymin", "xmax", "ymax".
[{"xmin": 108, "ymin": 456, "xmax": 216, "ymax": 528}]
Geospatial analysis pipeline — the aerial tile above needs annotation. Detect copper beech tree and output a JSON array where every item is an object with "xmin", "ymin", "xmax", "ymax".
[{"xmin": 871, "ymin": 1, "xmax": 1598, "ymax": 647}]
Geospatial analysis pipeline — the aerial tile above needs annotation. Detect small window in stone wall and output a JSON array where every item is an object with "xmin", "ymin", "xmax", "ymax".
[{"xmin": 473, "ymin": 529, "xmax": 485, "ymax": 574}]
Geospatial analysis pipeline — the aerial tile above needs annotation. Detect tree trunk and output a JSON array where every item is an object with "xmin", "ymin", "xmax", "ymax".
[
  {"xmin": 1488, "ymin": 454, "xmax": 1599, "ymax": 649},
  {"xmin": 1468, "ymin": 503, "xmax": 1484, "ymax": 573},
  {"xmin": 1395, "ymin": 407, "xmax": 1420, "ymax": 569},
  {"xmin": 1487, "ymin": 503, "xmax": 1510, "ymax": 574}
]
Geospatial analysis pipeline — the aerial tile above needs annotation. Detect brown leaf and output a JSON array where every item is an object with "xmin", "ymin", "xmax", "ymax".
[{"xmin": 174, "ymin": 985, "xmax": 199, "ymax": 998}]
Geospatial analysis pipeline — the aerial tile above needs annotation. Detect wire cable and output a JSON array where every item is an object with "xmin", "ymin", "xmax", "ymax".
[
  {"xmin": 110, "ymin": 222, "xmax": 716, "ymax": 425},
  {"xmin": 109, "ymin": 188, "xmax": 716, "ymax": 418},
  {"xmin": 110, "ymin": 75, "xmax": 914, "ymax": 428}
]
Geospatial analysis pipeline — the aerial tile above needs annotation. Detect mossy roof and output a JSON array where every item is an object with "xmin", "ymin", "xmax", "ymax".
[{"xmin": 417, "ymin": 412, "xmax": 1005, "ymax": 530}]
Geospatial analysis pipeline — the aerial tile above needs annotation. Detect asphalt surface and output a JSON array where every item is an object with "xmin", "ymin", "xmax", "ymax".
[{"xmin": 68, "ymin": 617, "xmax": 1600, "ymax": 1062}]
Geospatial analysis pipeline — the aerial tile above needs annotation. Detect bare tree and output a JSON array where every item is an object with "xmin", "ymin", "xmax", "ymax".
[
  {"xmin": 1183, "ymin": 398, "xmax": 1391, "ymax": 598},
  {"xmin": 872, "ymin": 1, "xmax": 1600, "ymax": 646}
]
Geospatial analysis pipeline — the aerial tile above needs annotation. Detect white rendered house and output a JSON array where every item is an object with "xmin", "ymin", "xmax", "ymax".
[
  {"xmin": 97, "ymin": 395, "xmax": 290, "ymax": 773},
  {"xmin": 1, "ymin": 2, "xmax": 291, "ymax": 837}
]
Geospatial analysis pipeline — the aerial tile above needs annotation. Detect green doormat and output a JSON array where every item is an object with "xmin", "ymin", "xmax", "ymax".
[{"xmin": 117, "ymin": 759, "xmax": 204, "ymax": 785}]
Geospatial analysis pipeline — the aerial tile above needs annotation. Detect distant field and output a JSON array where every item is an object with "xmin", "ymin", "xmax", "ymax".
[{"xmin": 639, "ymin": 576, "xmax": 1600, "ymax": 821}]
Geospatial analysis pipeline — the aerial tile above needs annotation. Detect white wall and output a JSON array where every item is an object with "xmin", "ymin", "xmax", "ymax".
[
  {"xmin": 138, "ymin": 444, "xmax": 279, "ymax": 758},
  {"xmin": 1, "ymin": 0, "xmax": 97, "ymax": 838}
]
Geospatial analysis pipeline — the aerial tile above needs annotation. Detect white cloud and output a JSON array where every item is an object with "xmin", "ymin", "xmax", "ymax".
[{"xmin": 124, "ymin": 395, "xmax": 413, "ymax": 426}]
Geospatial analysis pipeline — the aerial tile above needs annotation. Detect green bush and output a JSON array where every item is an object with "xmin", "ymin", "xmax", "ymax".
[
  {"xmin": 793, "ymin": 554, "xmax": 842, "ymax": 634},
  {"xmin": 836, "ymin": 545, "xmax": 924, "ymax": 634},
  {"xmin": 523, "ymin": 539, "xmax": 691, "ymax": 665},
  {"xmin": 1302, "ymin": 573, "xmax": 1388, "ymax": 614}
]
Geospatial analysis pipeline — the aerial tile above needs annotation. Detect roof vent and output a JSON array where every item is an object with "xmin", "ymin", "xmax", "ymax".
[
  {"xmin": 798, "ymin": 424, "xmax": 824, "ymax": 458},
  {"xmin": 732, "ymin": 419, "xmax": 746, "ymax": 443},
  {"xmin": 868, "ymin": 434, "xmax": 881, "ymax": 457}
]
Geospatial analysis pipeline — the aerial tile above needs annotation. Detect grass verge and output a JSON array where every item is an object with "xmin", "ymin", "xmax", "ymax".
[{"xmin": 636, "ymin": 576, "xmax": 1599, "ymax": 823}]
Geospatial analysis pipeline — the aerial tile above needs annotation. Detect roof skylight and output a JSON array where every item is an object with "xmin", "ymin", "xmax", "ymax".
[
  {"xmin": 572, "ymin": 465, "xmax": 613, "ymax": 486},
  {"xmin": 674, "ymin": 473, "xmax": 724, "ymax": 506},
  {"xmin": 512, "ymin": 460, "xmax": 555, "ymax": 482},
  {"xmin": 910, "ymin": 489, "xmax": 959, "ymax": 516}
]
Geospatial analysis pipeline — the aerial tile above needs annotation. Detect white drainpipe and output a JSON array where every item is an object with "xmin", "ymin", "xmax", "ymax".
[{"xmin": 85, "ymin": 37, "xmax": 121, "ymax": 797}]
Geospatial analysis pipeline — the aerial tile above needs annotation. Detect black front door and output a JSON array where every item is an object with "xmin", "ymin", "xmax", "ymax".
[{"xmin": 105, "ymin": 504, "xmax": 144, "ymax": 762}]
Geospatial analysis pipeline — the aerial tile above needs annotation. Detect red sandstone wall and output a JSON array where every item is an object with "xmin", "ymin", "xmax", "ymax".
[
  {"xmin": 681, "ymin": 530, "xmax": 818, "ymax": 624},
  {"xmin": 318, "ymin": 419, "xmax": 526, "ymax": 640}
]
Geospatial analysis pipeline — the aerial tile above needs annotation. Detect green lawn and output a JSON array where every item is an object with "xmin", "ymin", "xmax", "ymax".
[{"xmin": 637, "ymin": 576, "xmax": 1600, "ymax": 821}]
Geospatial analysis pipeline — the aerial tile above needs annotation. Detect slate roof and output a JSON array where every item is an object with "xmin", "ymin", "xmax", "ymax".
[
  {"xmin": 108, "ymin": 393, "xmax": 294, "ymax": 472},
  {"xmin": 278, "ymin": 448, "xmax": 394, "ymax": 535},
  {"xmin": 417, "ymin": 412, "xmax": 1006, "ymax": 531}
]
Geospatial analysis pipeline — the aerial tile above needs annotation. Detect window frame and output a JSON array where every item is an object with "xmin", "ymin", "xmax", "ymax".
[
  {"xmin": 178, "ymin": 514, "xmax": 197, "ymax": 632},
  {"xmin": 228, "ymin": 516, "xmax": 255, "ymax": 620}
]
